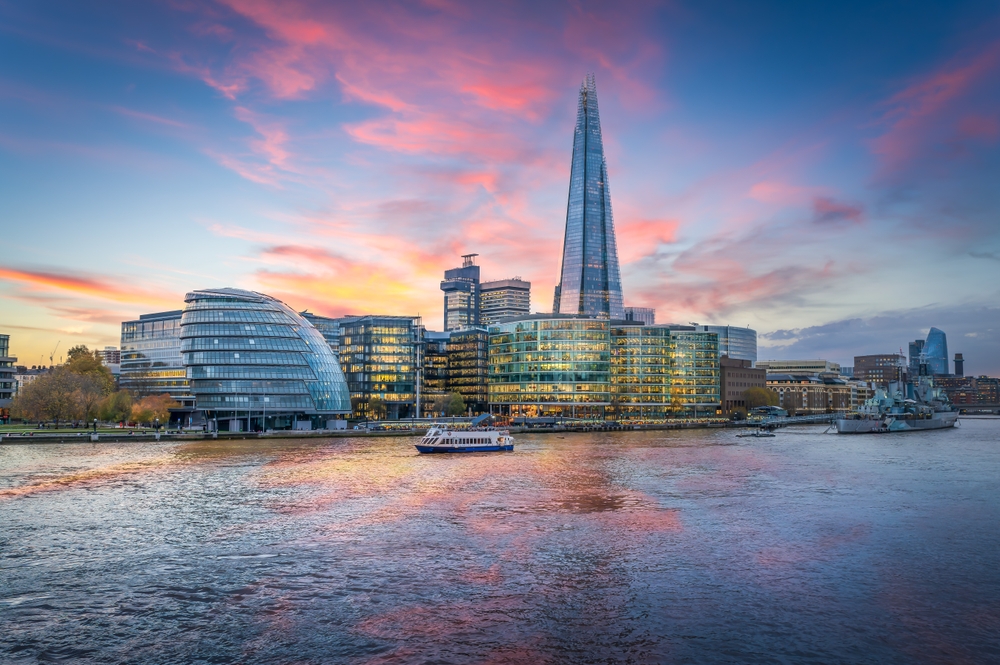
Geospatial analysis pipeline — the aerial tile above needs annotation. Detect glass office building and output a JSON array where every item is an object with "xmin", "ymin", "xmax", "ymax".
[
  {"xmin": 441, "ymin": 254, "xmax": 481, "ymax": 331},
  {"xmin": 696, "ymin": 325, "xmax": 757, "ymax": 364},
  {"xmin": 488, "ymin": 316, "xmax": 612, "ymax": 418},
  {"xmin": 923, "ymin": 327, "xmax": 949, "ymax": 375},
  {"xmin": 422, "ymin": 331, "xmax": 451, "ymax": 416},
  {"xmin": 300, "ymin": 311, "xmax": 341, "ymax": 354},
  {"xmin": 337, "ymin": 315, "xmax": 421, "ymax": 419},
  {"xmin": 179, "ymin": 288, "xmax": 350, "ymax": 431},
  {"xmin": 480, "ymin": 278, "xmax": 531, "ymax": 327},
  {"xmin": 553, "ymin": 75, "xmax": 625, "ymax": 320},
  {"xmin": 120, "ymin": 311, "xmax": 191, "ymax": 401},
  {"xmin": 446, "ymin": 328, "xmax": 488, "ymax": 413}
]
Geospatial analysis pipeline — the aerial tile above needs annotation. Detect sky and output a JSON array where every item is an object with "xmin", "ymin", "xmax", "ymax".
[{"xmin": 1, "ymin": 0, "xmax": 999, "ymax": 374}]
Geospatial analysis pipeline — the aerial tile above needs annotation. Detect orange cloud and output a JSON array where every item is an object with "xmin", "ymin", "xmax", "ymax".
[{"xmin": 0, "ymin": 267, "xmax": 175, "ymax": 306}]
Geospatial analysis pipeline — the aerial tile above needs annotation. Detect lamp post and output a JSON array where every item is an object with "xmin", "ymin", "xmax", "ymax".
[{"xmin": 93, "ymin": 418, "xmax": 97, "ymax": 434}]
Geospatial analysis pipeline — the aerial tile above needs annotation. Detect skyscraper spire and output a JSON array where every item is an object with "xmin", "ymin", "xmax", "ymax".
[{"xmin": 553, "ymin": 74, "xmax": 625, "ymax": 319}]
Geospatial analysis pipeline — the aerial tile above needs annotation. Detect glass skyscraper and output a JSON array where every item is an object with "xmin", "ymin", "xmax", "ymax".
[
  {"xmin": 120, "ymin": 311, "xmax": 191, "ymax": 401},
  {"xmin": 695, "ymin": 325, "xmax": 757, "ymax": 364},
  {"xmin": 553, "ymin": 75, "xmax": 625, "ymax": 320},
  {"xmin": 923, "ymin": 327, "xmax": 949, "ymax": 375}
]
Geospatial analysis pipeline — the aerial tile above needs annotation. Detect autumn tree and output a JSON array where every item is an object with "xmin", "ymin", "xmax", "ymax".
[
  {"xmin": 131, "ymin": 394, "xmax": 179, "ymax": 426},
  {"xmin": 744, "ymin": 387, "xmax": 780, "ymax": 409},
  {"xmin": 98, "ymin": 390, "xmax": 133, "ymax": 423},
  {"xmin": 368, "ymin": 397, "xmax": 387, "ymax": 420},
  {"xmin": 11, "ymin": 367, "xmax": 106, "ymax": 427}
]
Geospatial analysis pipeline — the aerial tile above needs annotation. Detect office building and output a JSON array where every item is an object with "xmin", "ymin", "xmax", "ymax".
[
  {"xmin": 624, "ymin": 307, "xmax": 655, "ymax": 326},
  {"xmin": 719, "ymin": 356, "xmax": 767, "ymax": 414},
  {"xmin": 0, "ymin": 334, "xmax": 16, "ymax": 417},
  {"xmin": 300, "ymin": 312, "xmax": 341, "ymax": 354},
  {"xmin": 120, "ymin": 311, "xmax": 191, "ymax": 402},
  {"xmin": 441, "ymin": 254, "xmax": 481, "ymax": 331},
  {"xmin": 756, "ymin": 359, "xmax": 841, "ymax": 375},
  {"xmin": 695, "ymin": 325, "xmax": 757, "ymax": 364},
  {"xmin": 179, "ymin": 288, "xmax": 351, "ymax": 431},
  {"xmin": 337, "ymin": 315, "xmax": 422, "ymax": 419},
  {"xmin": 923, "ymin": 327, "xmax": 949, "ymax": 375},
  {"xmin": 480, "ymin": 278, "xmax": 530, "ymax": 326},
  {"xmin": 553, "ymin": 75, "xmax": 625, "ymax": 320},
  {"xmin": 908, "ymin": 339, "xmax": 925, "ymax": 377},
  {"xmin": 937, "ymin": 376, "xmax": 999, "ymax": 406},
  {"xmin": 446, "ymin": 328, "xmax": 489, "ymax": 414},
  {"xmin": 422, "ymin": 331, "xmax": 451, "ymax": 416},
  {"xmin": 954, "ymin": 353, "xmax": 964, "ymax": 377},
  {"xmin": 853, "ymin": 354, "xmax": 907, "ymax": 387},
  {"xmin": 488, "ymin": 316, "xmax": 720, "ymax": 420},
  {"xmin": 97, "ymin": 346, "xmax": 121, "ymax": 365}
]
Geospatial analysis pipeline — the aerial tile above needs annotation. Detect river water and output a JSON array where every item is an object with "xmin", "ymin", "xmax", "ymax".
[{"xmin": 2, "ymin": 420, "xmax": 999, "ymax": 664}]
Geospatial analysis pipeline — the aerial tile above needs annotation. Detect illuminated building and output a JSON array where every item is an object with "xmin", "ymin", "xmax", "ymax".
[
  {"xmin": 337, "ymin": 315, "xmax": 422, "ymax": 419},
  {"xmin": 553, "ymin": 75, "xmax": 625, "ymax": 320},
  {"xmin": 120, "ymin": 311, "xmax": 191, "ymax": 403},
  {"xmin": 180, "ymin": 288, "xmax": 350, "ymax": 431},
  {"xmin": 853, "ymin": 354, "xmax": 907, "ymax": 387},
  {"xmin": 923, "ymin": 327, "xmax": 949, "ymax": 375},
  {"xmin": 446, "ymin": 328, "xmax": 488, "ymax": 413},
  {"xmin": 488, "ymin": 317, "xmax": 720, "ymax": 419},
  {"xmin": 623, "ymin": 307, "xmax": 655, "ymax": 325},
  {"xmin": 0, "ymin": 334, "xmax": 15, "ymax": 416}
]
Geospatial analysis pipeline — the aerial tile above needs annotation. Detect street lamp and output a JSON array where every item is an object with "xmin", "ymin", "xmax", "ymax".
[
  {"xmin": 93, "ymin": 418, "xmax": 97, "ymax": 434},
  {"xmin": 154, "ymin": 417, "xmax": 159, "ymax": 434}
]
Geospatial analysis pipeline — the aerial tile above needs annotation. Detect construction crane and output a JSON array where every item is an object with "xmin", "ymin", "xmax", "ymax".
[{"xmin": 49, "ymin": 341, "xmax": 61, "ymax": 366}]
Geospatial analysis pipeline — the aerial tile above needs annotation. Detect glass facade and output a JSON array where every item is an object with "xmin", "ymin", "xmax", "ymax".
[
  {"xmin": 696, "ymin": 325, "xmax": 757, "ymax": 364},
  {"xmin": 488, "ymin": 318, "xmax": 720, "ymax": 420},
  {"xmin": 441, "ymin": 255, "xmax": 481, "ymax": 331},
  {"xmin": 553, "ymin": 75, "xmax": 625, "ymax": 320},
  {"xmin": 446, "ymin": 328, "xmax": 488, "ymax": 413},
  {"xmin": 422, "ymin": 331, "xmax": 451, "ymax": 416},
  {"xmin": 623, "ymin": 307, "xmax": 655, "ymax": 325},
  {"xmin": 923, "ymin": 327, "xmax": 949, "ymax": 375},
  {"xmin": 488, "ymin": 317, "xmax": 612, "ymax": 418},
  {"xmin": 180, "ymin": 289, "xmax": 350, "ymax": 431},
  {"xmin": 120, "ymin": 311, "xmax": 191, "ymax": 401},
  {"xmin": 337, "ymin": 315, "xmax": 421, "ymax": 419},
  {"xmin": 300, "ymin": 312, "xmax": 341, "ymax": 354}
]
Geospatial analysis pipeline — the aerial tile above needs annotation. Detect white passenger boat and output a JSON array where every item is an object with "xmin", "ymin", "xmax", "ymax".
[{"xmin": 415, "ymin": 426, "xmax": 514, "ymax": 453}]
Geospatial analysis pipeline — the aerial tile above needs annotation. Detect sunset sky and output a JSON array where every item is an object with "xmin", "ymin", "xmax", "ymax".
[{"xmin": 1, "ymin": 1, "xmax": 999, "ymax": 373}]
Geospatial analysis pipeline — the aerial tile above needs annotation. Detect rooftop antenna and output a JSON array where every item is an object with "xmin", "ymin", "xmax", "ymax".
[{"xmin": 462, "ymin": 253, "xmax": 479, "ymax": 268}]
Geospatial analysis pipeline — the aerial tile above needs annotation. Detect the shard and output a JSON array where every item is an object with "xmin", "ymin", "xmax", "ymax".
[{"xmin": 553, "ymin": 74, "xmax": 625, "ymax": 319}]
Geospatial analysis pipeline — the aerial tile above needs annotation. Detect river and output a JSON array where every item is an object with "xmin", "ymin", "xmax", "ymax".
[{"xmin": 2, "ymin": 420, "xmax": 999, "ymax": 663}]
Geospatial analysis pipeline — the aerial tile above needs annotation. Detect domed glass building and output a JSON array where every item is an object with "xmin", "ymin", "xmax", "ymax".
[{"xmin": 180, "ymin": 288, "xmax": 351, "ymax": 431}]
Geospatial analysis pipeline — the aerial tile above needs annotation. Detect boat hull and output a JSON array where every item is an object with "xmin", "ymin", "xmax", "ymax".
[
  {"xmin": 835, "ymin": 412, "xmax": 958, "ymax": 434},
  {"xmin": 415, "ymin": 444, "xmax": 514, "ymax": 454}
]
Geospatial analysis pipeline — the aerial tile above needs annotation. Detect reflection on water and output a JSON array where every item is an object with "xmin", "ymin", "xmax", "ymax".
[{"xmin": 2, "ymin": 421, "xmax": 1000, "ymax": 663}]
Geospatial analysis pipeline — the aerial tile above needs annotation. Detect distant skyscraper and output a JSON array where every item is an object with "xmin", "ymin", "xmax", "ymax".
[
  {"xmin": 480, "ymin": 278, "xmax": 530, "ymax": 326},
  {"xmin": 624, "ymin": 307, "xmax": 655, "ymax": 325},
  {"xmin": 553, "ymin": 75, "xmax": 625, "ymax": 319},
  {"xmin": 923, "ymin": 327, "xmax": 949, "ymax": 375},
  {"xmin": 696, "ymin": 325, "xmax": 757, "ymax": 364},
  {"xmin": 441, "ymin": 254, "xmax": 481, "ymax": 331},
  {"xmin": 908, "ymin": 339, "xmax": 925, "ymax": 377}
]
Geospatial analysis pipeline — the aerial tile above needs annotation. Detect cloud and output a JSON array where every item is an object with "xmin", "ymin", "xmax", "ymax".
[
  {"xmin": 760, "ymin": 303, "xmax": 1000, "ymax": 376},
  {"xmin": 812, "ymin": 197, "xmax": 864, "ymax": 225},
  {"xmin": 0, "ymin": 266, "xmax": 176, "ymax": 307}
]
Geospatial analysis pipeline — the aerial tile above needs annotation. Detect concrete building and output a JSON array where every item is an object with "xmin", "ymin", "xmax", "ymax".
[
  {"xmin": 719, "ymin": 356, "xmax": 767, "ymax": 414},
  {"xmin": 766, "ymin": 373, "xmax": 853, "ymax": 414},
  {"xmin": 441, "ymin": 254, "xmax": 481, "ymax": 331},
  {"xmin": 695, "ymin": 325, "xmax": 757, "ymax": 364},
  {"xmin": 120, "ymin": 311, "xmax": 191, "ymax": 404},
  {"xmin": 757, "ymin": 359, "xmax": 841, "ymax": 375},
  {"xmin": 623, "ymin": 307, "xmax": 656, "ymax": 325},
  {"xmin": 853, "ymin": 354, "xmax": 907, "ymax": 387},
  {"xmin": 954, "ymin": 353, "xmax": 964, "ymax": 377},
  {"xmin": 180, "ymin": 288, "xmax": 351, "ymax": 431},
  {"xmin": 480, "ymin": 278, "xmax": 530, "ymax": 327},
  {"xmin": 937, "ymin": 376, "xmax": 999, "ymax": 406}
]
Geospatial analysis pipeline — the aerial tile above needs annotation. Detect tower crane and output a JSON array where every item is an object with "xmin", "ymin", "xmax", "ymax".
[{"xmin": 49, "ymin": 341, "xmax": 61, "ymax": 366}]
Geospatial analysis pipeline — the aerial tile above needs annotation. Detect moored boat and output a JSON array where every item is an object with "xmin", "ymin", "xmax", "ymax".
[
  {"xmin": 836, "ymin": 374, "xmax": 958, "ymax": 434},
  {"xmin": 415, "ymin": 426, "xmax": 514, "ymax": 453}
]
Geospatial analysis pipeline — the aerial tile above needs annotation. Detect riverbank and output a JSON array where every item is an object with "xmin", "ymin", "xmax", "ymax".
[{"xmin": 0, "ymin": 420, "xmax": 745, "ymax": 444}]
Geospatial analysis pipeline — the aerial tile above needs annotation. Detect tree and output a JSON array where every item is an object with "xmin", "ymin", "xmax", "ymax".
[
  {"xmin": 744, "ymin": 387, "xmax": 779, "ymax": 409},
  {"xmin": 445, "ymin": 392, "xmax": 466, "ymax": 417},
  {"xmin": 10, "ymin": 366, "xmax": 105, "ymax": 427},
  {"xmin": 368, "ymin": 397, "xmax": 387, "ymax": 420},
  {"xmin": 131, "ymin": 394, "xmax": 179, "ymax": 426},
  {"xmin": 98, "ymin": 390, "xmax": 133, "ymax": 423},
  {"xmin": 65, "ymin": 348, "xmax": 114, "ymax": 394},
  {"xmin": 431, "ymin": 393, "xmax": 450, "ymax": 417}
]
